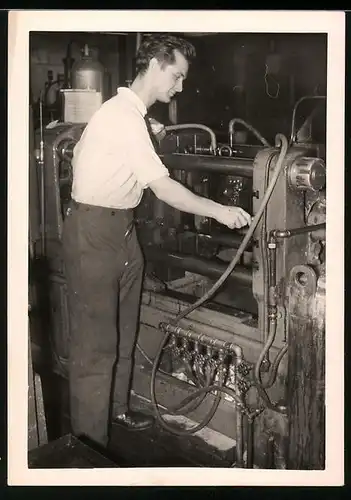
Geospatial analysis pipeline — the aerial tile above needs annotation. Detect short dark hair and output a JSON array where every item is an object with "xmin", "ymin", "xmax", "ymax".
[{"xmin": 135, "ymin": 34, "xmax": 196, "ymax": 75}]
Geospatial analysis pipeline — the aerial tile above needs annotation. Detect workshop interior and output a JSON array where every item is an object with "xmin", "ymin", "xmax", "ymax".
[{"xmin": 28, "ymin": 31, "xmax": 326, "ymax": 469}]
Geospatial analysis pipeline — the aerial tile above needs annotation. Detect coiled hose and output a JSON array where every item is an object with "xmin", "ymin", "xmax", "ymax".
[{"xmin": 150, "ymin": 134, "xmax": 289, "ymax": 434}]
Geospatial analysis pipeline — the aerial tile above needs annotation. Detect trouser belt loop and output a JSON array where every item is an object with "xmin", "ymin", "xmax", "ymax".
[{"xmin": 124, "ymin": 223, "xmax": 134, "ymax": 239}]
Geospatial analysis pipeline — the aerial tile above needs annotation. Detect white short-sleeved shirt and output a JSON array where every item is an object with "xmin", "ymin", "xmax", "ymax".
[{"xmin": 71, "ymin": 87, "xmax": 170, "ymax": 209}]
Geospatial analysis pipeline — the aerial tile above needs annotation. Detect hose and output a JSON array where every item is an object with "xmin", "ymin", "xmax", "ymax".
[
  {"xmin": 254, "ymin": 320, "xmax": 284, "ymax": 390},
  {"xmin": 165, "ymin": 123, "xmax": 217, "ymax": 153},
  {"xmin": 150, "ymin": 134, "xmax": 289, "ymax": 433},
  {"xmin": 228, "ymin": 118, "xmax": 271, "ymax": 148},
  {"xmin": 137, "ymin": 343, "xmax": 217, "ymax": 416},
  {"xmin": 151, "ymin": 366, "xmax": 223, "ymax": 436}
]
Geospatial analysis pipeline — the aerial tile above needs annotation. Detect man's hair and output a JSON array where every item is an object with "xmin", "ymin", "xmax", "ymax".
[{"xmin": 135, "ymin": 34, "xmax": 196, "ymax": 75}]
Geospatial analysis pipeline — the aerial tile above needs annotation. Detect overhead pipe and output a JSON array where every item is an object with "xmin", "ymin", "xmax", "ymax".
[
  {"xmin": 289, "ymin": 95, "xmax": 326, "ymax": 145},
  {"xmin": 165, "ymin": 123, "xmax": 217, "ymax": 153}
]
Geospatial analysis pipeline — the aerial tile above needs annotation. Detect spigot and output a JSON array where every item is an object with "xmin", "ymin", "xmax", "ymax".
[
  {"xmin": 217, "ymin": 349, "xmax": 228, "ymax": 379},
  {"xmin": 181, "ymin": 338, "xmax": 192, "ymax": 361}
]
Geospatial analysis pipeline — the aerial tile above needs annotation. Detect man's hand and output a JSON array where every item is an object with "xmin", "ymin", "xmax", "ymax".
[
  {"xmin": 149, "ymin": 176, "xmax": 252, "ymax": 229},
  {"xmin": 215, "ymin": 205, "xmax": 252, "ymax": 229}
]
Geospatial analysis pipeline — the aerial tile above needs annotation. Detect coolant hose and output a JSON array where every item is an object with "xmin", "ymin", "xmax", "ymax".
[
  {"xmin": 150, "ymin": 134, "xmax": 289, "ymax": 432},
  {"xmin": 228, "ymin": 118, "xmax": 271, "ymax": 148}
]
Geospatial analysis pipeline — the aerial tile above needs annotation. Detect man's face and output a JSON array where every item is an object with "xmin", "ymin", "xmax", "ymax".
[{"xmin": 152, "ymin": 50, "xmax": 189, "ymax": 103}]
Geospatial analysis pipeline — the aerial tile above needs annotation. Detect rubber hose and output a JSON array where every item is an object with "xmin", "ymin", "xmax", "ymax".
[
  {"xmin": 229, "ymin": 118, "xmax": 271, "ymax": 148},
  {"xmin": 254, "ymin": 320, "xmax": 278, "ymax": 386},
  {"xmin": 168, "ymin": 372, "xmax": 213, "ymax": 416},
  {"xmin": 136, "ymin": 343, "xmax": 214, "ymax": 415},
  {"xmin": 151, "ymin": 358, "xmax": 223, "ymax": 436},
  {"xmin": 259, "ymin": 344, "xmax": 288, "ymax": 389}
]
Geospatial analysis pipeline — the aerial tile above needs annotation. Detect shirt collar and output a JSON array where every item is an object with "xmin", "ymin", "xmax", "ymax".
[{"xmin": 117, "ymin": 86, "xmax": 147, "ymax": 117}]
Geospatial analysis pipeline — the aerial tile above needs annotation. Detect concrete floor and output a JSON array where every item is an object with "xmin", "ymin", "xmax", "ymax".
[{"xmin": 108, "ymin": 396, "xmax": 235, "ymax": 467}]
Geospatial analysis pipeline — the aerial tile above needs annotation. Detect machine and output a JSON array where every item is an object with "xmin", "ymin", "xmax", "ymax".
[{"xmin": 28, "ymin": 96, "xmax": 326, "ymax": 469}]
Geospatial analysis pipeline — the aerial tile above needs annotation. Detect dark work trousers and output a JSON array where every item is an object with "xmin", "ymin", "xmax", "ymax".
[{"xmin": 62, "ymin": 200, "xmax": 144, "ymax": 447}]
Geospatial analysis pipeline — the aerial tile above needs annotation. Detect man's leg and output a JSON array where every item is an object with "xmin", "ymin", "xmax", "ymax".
[
  {"xmin": 112, "ymin": 229, "xmax": 153, "ymax": 428},
  {"xmin": 63, "ymin": 206, "xmax": 121, "ymax": 447}
]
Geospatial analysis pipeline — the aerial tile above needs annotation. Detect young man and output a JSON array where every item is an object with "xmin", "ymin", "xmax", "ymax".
[{"xmin": 62, "ymin": 34, "xmax": 251, "ymax": 449}]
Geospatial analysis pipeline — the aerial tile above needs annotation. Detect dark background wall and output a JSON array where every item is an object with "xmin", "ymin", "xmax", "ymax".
[
  {"xmin": 171, "ymin": 33, "xmax": 327, "ymax": 143},
  {"xmin": 30, "ymin": 32, "xmax": 327, "ymax": 143}
]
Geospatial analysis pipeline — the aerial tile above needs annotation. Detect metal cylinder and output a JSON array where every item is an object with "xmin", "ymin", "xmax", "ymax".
[
  {"xmin": 288, "ymin": 156, "xmax": 326, "ymax": 192},
  {"xmin": 180, "ymin": 230, "xmax": 251, "ymax": 250},
  {"xmin": 145, "ymin": 248, "xmax": 252, "ymax": 286},
  {"xmin": 160, "ymin": 153, "xmax": 254, "ymax": 177},
  {"xmin": 71, "ymin": 44, "xmax": 104, "ymax": 94}
]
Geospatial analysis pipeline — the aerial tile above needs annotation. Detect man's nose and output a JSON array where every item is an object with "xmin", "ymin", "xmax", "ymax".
[{"xmin": 174, "ymin": 80, "xmax": 183, "ymax": 93}]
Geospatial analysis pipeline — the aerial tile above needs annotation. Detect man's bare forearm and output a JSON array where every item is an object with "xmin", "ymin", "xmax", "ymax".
[{"xmin": 152, "ymin": 177, "xmax": 222, "ymax": 219}]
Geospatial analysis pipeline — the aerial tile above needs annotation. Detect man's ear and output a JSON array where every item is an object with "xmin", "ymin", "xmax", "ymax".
[{"xmin": 149, "ymin": 57, "xmax": 160, "ymax": 70}]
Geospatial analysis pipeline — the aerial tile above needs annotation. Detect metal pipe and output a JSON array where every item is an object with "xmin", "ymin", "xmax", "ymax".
[
  {"xmin": 228, "ymin": 118, "xmax": 271, "ymax": 148},
  {"xmin": 289, "ymin": 95, "xmax": 326, "ymax": 144},
  {"xmin": 144, "ymin": 248, "xmax": 252, "ymax": 287},
  {"xmin": 160, "ymin": 153, "xmax": 254, "ymax": 177},
  {"xmin": 236, "ymin": 410, "xmax": 244, "ymax": 467},
  {"xmin": 159, "ymin": 323, "xmax": 243, "ymax": 358},
  {"xmin": 268, "ymin": 234, "xmax": 277, "ymax": 292},
  {"xmin": 270, "ymin": 223, "xmax": 326, "ymax": 239},
  {"xmin": 180, "ymin": 230, "xmax": 251, "ymax": 250},
  {"xmin": 165, "ymin": 123, "xmax": 217, "ymax": 153},
  {"xmin": 246, "ymin": 416, "xmax": 254, "ymax": 468},
  {"xmin": 38, "ymin": 95, "xmax": 46, "ymax": 256}
]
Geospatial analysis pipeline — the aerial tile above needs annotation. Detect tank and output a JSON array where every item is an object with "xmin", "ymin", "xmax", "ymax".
[{"xmin": 71, "ymin": 44, "xmax": 104, "ymax": 95}]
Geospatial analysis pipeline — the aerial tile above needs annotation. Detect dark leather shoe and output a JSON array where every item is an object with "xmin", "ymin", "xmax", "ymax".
[{"xmin": 113, "ymin": 410, "xmax": 154, "ymax": 431}]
